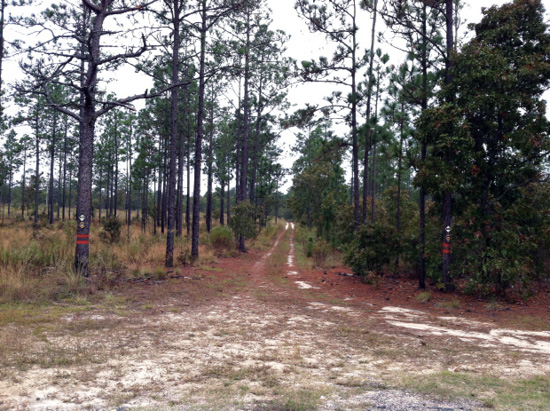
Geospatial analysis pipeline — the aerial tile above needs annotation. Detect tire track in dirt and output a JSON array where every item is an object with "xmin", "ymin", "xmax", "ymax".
[
  {"xmin": 1, "ymin": 226, "xmax": 547, "ymax": 410},
  {"xmin": 279, "ymin": 225, "xmax": 550, "ymax": 359}
]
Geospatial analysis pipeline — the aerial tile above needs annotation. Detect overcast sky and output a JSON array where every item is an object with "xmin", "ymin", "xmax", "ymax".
[
  {"xmin": 4, "ymin": 0, "xmax": 549, "ymax": 191},
  {"xmin": 261, "ymin": 0, "xmax": 544, "ymax": 186}
]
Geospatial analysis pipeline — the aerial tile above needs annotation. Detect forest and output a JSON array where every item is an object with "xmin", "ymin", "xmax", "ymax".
[{"xmin": 0, "ymin": 0, "xmax": 549, "ymax": 303}]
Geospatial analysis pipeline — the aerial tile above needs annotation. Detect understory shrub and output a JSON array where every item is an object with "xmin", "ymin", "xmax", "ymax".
[
  {"xmin": 100, "ymin": 217, "xmax": 122, "ymax": 243},
  {"xmin": 294, "ymin": 225, "xmax": 316, "ymax": 257},
  {"xmin": 229, "ymin": 201, "xmax": 261, "ymax": 242},
  {"xmin": 209, "ymin": 225, "xmax": 234, "ymax": 251},
  {"xmin": 312, "ymin": 239, "xmax": 331, "ymax": 267},
  {"xmin": 344, "ymin": 222, "xmax": 403, "ymax": 277}
]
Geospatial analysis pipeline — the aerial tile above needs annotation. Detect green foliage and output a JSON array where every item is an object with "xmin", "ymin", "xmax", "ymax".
[
  {"xmin": 294, "ymin": 225, "xmax": 315, "ymax": 257},
  {"xmin": 334, "ymin": 205, "xmax": 356, "ymax": 247},
  {"xmin": 289, "ymin": 129, "xmax": 348, "ymax": 246},
  {"xmin": 344, "ymin": 222, "xmax": 403, "ymax": 276},
  {"xmin": 100, "ymin": 217, "xmax": 122, "ymax": 244},
  {"xmin": 312, "ymin": 239, "xmax": 331, "ymax": 268},
  {"xmin": 229, "ymin": 201, "xmax": 260, "ymax": 242},
  {"xmin": 209, "ymin": 225, "xmax": 234, "ymax": 251},
  {"xmin": 455, "ymin": 184, "xmax": 550, "ymax": 298},
  {"xmin": 294, "ymin": 224, "xmax": 333, "ymax": 267},
  {"xmin": 305, "ymin": 237, "xmax": 314, "ymax": 258},
  {"xmin": 415, "ymin": 0, "xmax": 550, "ymax": 296},
  {"xmin": 379, "ymin": 187, "xmax": 422, "ymax": 271}
]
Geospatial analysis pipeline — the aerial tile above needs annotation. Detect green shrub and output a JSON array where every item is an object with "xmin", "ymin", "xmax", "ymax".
[
  {"xmin": 100, "ymin": 217, "xmax": 122, "ymax": 243},
  {"xmin": 209, "ymin": 225, "xmax": 234, "ymax": 251},
  {"xmin": 294, "ymin": 225, "xmax": 315, "ymax": 255},
  {"xmin": 344, "ymin": 222, "xmax": 403, "ymax": 276},
  {"xmin": 229, "ymin": 201, "xmax": 260, "ymax": 242},
  {"xmin": 312, "ymin": 239, "xmax": 331, "ymax": 267},
  {"xmin": 212, "ymin": 209, "xmax": 221, "ymax": 221},
  {"xmin": 305, "ymin": 237, "xmax": 314, "ymax": 258}
]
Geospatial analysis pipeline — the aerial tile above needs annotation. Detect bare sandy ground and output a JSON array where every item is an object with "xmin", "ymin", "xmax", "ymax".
[{"xmin": 1, "ymin": 225, "xmax": 549, "ymax": 410}]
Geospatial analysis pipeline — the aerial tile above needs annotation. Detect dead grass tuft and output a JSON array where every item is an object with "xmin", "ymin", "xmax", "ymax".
[{"xmin": 436, "ymin": 299, "xmax": 461, "ymax": 310}]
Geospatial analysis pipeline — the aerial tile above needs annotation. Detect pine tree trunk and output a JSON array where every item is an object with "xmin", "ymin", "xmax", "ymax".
[
  {"xmin": 370, "ymin": 66, "xmax": 381, "ymax": 224},
  {"xmin": 176, "ymin": 93, "xmax": 186, "ymax": 238},
  {"xmin": 226, "ymin": 177, "xmax": 231, "ymax": 225},
  {"xmin": 34, "ymin": 110, "xmax": 40, "ymax": 227},
  {"xmin": 363, "ymin": 0, "xmax": 378, "ymax": 224},
  {"xmin": 192, "ymin": 0, "xmax": 207, "ymax": 259},
  {"xmin": 49, "ymin": 111, "xmax": 57, "ymax": 224},
  {"xmin": 350, "ymin": 1, "xmax": 359, "ymax": 231},
  {"xmin": 161, "ymin": 136, "xmax": 167, "ymax": 234},
  {"xmin": 220, "ymin": 180, "xmax": 225, "ymax": 225},
  {"xmin": 75, "ymin": 110, "xmax": 95, "ymax": 276},
  {"xmin": 114, "ymin": 117, "xmax": 118, "ymax": 218},
  {"xmin": 206, "ymin": 89, "xmax": 214, "ymax": 233},
  {"xmin": 186, "ymin": 132, "xmax": 191, "ymax": 236},
  {"xmin": 21, "ymin": 146, "xmax": 26, "ymax": 219},
  {"xmin": 238, "ymin": 11, "xmax": 252, "ymax": 252},
  {"xmin": 165, "ymin": 0, "xmax": 180, "ymax": 267},
  {"xmin": 418, "ymin": 2, "xmax": 428, "ymax": 290},
  {"xmin": 442, "ymin": 0, "xmax": 454, "ymax": 292},
  {"xmin": 249, "ymin": 76, "xmax": 264, "ymax": 204},
  {"xmin": 73, "ymin": 4, "xmax": 94, "ymax": 276}
]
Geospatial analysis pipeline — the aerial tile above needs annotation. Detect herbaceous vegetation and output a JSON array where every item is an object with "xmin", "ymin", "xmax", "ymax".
[{"xmin": 0, "ymin": 0, "xmax": 548, "ymax": 301}]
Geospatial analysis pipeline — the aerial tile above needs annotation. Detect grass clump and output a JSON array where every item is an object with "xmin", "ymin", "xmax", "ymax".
[
  {"xmin": 269, "ymin": 387, "xmax": 330, "ymax": 411},
  {"xmin": 436, "ymin": 299, "xmax": 461, "ymax": 310},
  {"xmin": 209, "ymin": 225, "xmax": 234, "ymax": 251},
  {"xmin": 312, "ymin": 239, "xmax": 331, "ymax": 267},
  {"xmin": 400, "ymin": 371, "xmax": 550, "ymax": 410},
  {"xmin": 416, "ymin": 291, "xmax": 432, "ymax": 303}
]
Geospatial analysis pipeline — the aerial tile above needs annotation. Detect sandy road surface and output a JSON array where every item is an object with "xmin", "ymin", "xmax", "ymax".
[{"xmin": 1, "ymin": 225, "xmax": 549, "ymax": 410}]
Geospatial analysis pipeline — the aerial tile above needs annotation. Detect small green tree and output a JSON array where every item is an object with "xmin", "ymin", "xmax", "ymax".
[
  {"xmin": 344, "ymin": 222, "xmax": 403, "ymax": 277},
  {"xmin": 229, "ymin": 201, "xmax": 260, "ymax": 250}
]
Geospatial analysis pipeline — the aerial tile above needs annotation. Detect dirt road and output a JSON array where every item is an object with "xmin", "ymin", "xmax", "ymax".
[{"xmin": 1, "ymin": 225, "xmax": 549, "ymax": 410}]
